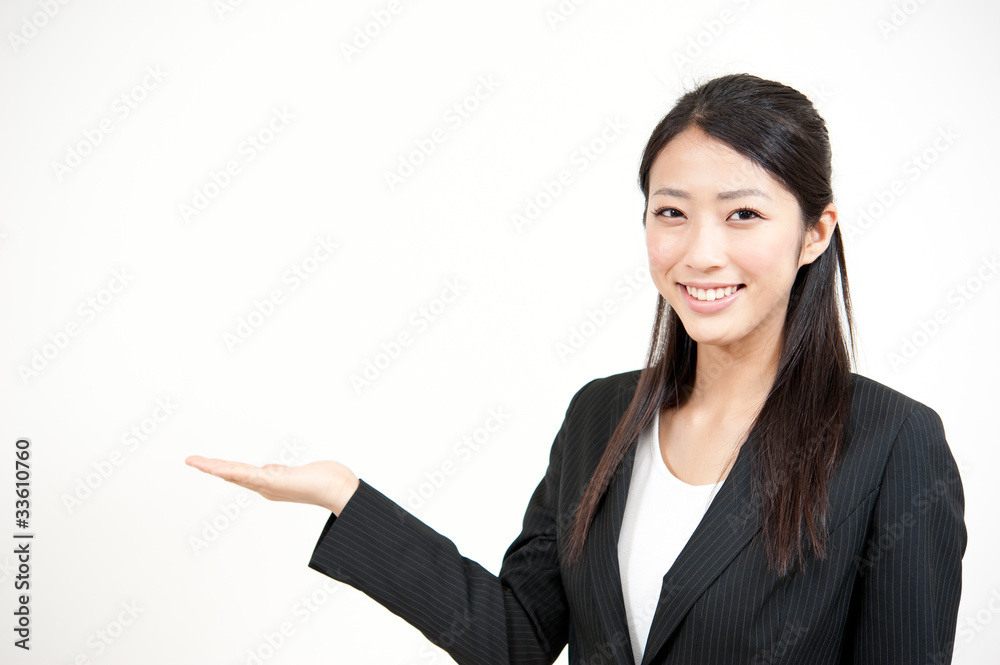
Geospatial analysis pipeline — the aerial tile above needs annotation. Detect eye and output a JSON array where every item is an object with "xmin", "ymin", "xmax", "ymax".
[
  {"xmin": 651, "ymin": 206, "xmax": 683, "ymax": 218},
  {"xmin": 649, "ymin": 206, "xmax": 764, "ymax": 223},
  {"xmin": 730, "ymin": 207, "xmax": 763, "ymax": 221}
]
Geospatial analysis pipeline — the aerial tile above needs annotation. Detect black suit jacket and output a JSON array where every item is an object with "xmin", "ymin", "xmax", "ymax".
[{"xmin": 308, "ymin": 369, "xmax": 967, "ymax": 664}]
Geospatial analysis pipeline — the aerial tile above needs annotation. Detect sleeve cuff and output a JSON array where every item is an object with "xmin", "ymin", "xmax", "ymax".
[{"xmin": 306, "ymin": 478, "xmax": 416, "ymax": 585}]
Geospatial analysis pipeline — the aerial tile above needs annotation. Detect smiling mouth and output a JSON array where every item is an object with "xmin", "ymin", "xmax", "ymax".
[{"xmin": 681, "ymin": 284, "xmax": 745, "ymax": 302}]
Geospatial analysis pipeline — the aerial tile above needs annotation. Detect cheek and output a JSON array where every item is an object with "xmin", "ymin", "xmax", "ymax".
[
  {"xmin": 646, "ymin": 230, "xmax": 679, "ymax": 273},
  {"xmin": 738, "ymin": 239, "xmax": 800, "ymax": 293},
  {"xmin": 740, "ymin": 246, "xmax": 779, "ymax": 274}
]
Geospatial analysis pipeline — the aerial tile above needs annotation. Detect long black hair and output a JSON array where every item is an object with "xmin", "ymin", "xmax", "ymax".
[{"xmin": 563, "ymin": 73, "xmax": 855, "ymax": 578}]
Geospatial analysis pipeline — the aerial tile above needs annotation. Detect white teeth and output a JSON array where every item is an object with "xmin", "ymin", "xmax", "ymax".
[{"xmin": 685, "ymin": 285, "xmax": 741, "ymax": 301}]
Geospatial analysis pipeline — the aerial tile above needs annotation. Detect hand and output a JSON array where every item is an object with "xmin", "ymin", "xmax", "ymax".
[{"xmin": 185, "ymin": 456, "xmax": 360, "ymax": 516}]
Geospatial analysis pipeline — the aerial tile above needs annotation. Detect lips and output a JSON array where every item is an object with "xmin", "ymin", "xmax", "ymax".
[
  {"xmin": 682, "ymin": 283, "xmax": 745, "ymax": 302},
  {"xmin": 674, "ymin": 282, "xmax": 745, "ymax": 314}
]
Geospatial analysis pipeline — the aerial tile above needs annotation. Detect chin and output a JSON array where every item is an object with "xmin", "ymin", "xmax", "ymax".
[{"xmin": 676, "ymin": 321, "xmax": 737, "ymax": 345}]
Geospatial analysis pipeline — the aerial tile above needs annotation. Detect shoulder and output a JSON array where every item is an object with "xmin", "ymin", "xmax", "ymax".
[
  {"xmin": 801, "ymin": 373, "xmax": 961, "ymax": 535},
  {"xmin": 843, "ymin": 373, "xmax": 966, "ymax": 555},
  {"xmin": 550, "ymin": 369, "xmax": 642, "ymax": 447},
  {"xmin": 567, "ymin": 368, "xmax": 642, "ymax": 415},
  {"xmin": 552, "ymin": 369, "xmax": 643, "ymax": 485},
  {"xmin": 846, "ymin": 372, "xmax": 947, "ymax": 446},
  {"xmin": 836, "ymin": 373, "xmax": 958, "ymax": 506}
]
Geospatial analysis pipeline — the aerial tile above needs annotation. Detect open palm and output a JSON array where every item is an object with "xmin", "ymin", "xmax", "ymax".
[{"xmin": 185, "ymin": 455, "xmax": 359, "ymax": 515}]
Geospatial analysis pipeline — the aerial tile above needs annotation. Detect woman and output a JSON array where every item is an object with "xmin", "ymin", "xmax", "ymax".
[{"xmin": 187, "ymin": 73, "xmax": 966, "ymax": 664}]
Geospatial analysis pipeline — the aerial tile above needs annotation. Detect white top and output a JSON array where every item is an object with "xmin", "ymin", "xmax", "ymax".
[{"xmin": 617, "ymin": 408, "xmax": 723, "ymax": 664}]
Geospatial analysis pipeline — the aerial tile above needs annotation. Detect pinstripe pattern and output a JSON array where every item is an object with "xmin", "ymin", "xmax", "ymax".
[{"xmin": 308, "ymin": 369, "xmax": 966, "ymax": 664}]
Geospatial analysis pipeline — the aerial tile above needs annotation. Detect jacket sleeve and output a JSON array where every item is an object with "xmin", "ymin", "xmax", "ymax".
[
  {"xmin": 847, "ymin": 402, "xmax": 967, "ymax": 663},
  {"xmin": 307, "ymin": 390, "xmax": 579, "ymax": 665}
]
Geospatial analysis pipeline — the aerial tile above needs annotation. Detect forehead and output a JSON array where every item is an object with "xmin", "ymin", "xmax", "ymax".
[{"xmin": 649, "ymin": 126, "xmax": 791, "ymax": 201}]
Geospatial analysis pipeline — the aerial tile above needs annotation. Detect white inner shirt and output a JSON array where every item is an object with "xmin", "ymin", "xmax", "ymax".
[{"xmin": 617, "ymin": 407, "xmax": 723, "ymax": 664}]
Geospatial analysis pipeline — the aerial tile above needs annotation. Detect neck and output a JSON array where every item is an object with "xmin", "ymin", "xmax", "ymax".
[{"xmin": 684, "ymin": 339, "xmax": 781, "ymax": 422}]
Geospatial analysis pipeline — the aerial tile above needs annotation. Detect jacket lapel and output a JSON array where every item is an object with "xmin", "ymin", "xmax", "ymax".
[
  {"xmin": 586, "ymin": 437, "xmax": 640, "ymax": 663},
  {"xmin": 585, "ymin": 378, "xmax": 764, "ymax": 664},
  {"xmin": 639, "ymin": 428, "xmax": 762, "ymax": 664}
]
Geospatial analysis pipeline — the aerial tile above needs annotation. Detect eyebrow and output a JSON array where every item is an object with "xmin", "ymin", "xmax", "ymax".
[{"xmin": 651, "ymin": 187, "xmax": 772, "ymax": 201}]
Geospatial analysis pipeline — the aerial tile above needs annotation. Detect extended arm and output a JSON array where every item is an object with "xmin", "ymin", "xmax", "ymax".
[
  {"xmin": 307, "ymin": 468, "xmax": 569, "ymax": 664},
  {"xmin": 186, "ymin": 390, "xmax": 580, "ymax": 665}
]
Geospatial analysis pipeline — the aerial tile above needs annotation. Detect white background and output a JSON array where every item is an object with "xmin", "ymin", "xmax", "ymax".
[{"xmin": 1, "ymin": 0, "xmax": 998, "ymax": 663}]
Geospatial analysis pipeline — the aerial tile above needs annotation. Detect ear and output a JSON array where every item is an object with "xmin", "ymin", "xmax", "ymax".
[{"xmin": 798, "ymin": 203, "xmax": 837, "ymax": 268}]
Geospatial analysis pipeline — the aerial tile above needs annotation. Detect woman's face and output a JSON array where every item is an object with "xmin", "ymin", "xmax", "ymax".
[{"xmin": 644, "ymin": 125, "xmax": 831, "ymax": 358}]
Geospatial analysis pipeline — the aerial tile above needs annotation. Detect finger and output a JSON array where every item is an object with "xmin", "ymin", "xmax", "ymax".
[
  {"xmin": 186, "ymin": 455, "xmax": 243, "ymax": 475},
  {"xmin": 185, "ymin": 455, "xmax": 221, "ymax": 472},
  {"xmin": 186, "ymin": 456, "xmax": 263, "ymax": 486}
]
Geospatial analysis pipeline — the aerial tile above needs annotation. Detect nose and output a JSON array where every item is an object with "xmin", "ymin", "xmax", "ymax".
[{"xmin": 682, "ymin": 217, "xmax": 727, "ymax": 273}]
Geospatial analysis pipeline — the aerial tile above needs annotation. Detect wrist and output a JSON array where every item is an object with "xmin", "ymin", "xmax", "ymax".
[{"xmin": 326, "ymin": 473, "xmax": 360, "ymax": 516}]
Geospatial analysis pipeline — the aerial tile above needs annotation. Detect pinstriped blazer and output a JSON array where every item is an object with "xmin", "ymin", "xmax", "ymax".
[{"xmin": 308, "ymin": 369, "xmax": 966, "ymax": 664}]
